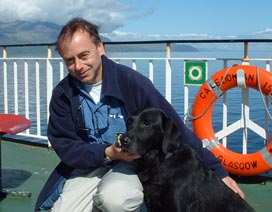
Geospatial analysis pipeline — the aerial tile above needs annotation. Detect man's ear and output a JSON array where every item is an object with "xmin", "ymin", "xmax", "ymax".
[{"xmin": 161, "ymin": 112, "xmax": 182, "ymax": 154}]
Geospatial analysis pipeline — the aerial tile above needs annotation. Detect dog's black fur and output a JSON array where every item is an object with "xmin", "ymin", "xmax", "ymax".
[{"xmin": 120, "ymin": 108, "xmax": 255, "ymax": 212}]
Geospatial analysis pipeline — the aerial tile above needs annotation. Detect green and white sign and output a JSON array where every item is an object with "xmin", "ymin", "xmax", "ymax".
[{"xmin": 184, "ymin": 61, "xmax": 207, "ymax": 85}]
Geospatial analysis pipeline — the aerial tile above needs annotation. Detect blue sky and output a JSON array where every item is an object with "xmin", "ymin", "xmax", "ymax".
[
  {"xmin": 116, "ymin": 0, "xmax": 272, "ymax": 39},
  {"xmin": 1, "ymin": 0, "xmax": 272, "ymax": 41}
]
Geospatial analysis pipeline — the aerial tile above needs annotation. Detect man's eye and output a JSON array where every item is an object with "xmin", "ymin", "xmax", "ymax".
[
  {"xmin": 81, "ymin": 54, "xmax": 89, "ymax": 59},
  {"xmin": 65, "ymin": 58, "xmax": 74, "ymax": 65}
]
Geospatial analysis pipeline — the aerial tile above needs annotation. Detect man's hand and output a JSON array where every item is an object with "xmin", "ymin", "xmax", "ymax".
[
  {"xmin": 222, "ymin": 176, "xmax": 245, "ymax": 199},
  {"xmin": 105, "ymin": 142, "xmax": 141, "ymax": 162}
]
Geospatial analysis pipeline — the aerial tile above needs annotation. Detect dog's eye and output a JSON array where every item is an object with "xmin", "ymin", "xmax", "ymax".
[
  {"xmin": 126, "ymin": 118, "xmax": 133, "ymax": 128},
  {"xmin": 143, "ymin": 120, "xmax": 150, "ymax": 127}
]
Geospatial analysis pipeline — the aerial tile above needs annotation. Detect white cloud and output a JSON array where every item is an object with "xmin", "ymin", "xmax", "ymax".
[
  {"xmin": 251, "ymin": 28, "xmax": 272, "ymax": 38},
  {"xmin": 102, "ymin": 31, "xmax": 215, "ymax": 41},
  {"xmin": 102, "ymin": 30, "xmax": 143, "ymax": 41},
  {"xmin": 0, "ymin": 0, "xmax": 43, "ymax": 22},
  {"xmin": 0, "ymin": 0, "xmax": 138, "ymax": 32}
]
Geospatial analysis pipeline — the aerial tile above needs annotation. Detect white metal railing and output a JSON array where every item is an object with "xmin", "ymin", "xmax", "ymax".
[{"xmin": 1, "ymin": 40, "xmax": 272, "ymax": 152}]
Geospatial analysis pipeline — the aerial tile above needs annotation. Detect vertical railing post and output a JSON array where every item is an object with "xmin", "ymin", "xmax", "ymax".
[
  {"xmin": 46, "ymin": 44, "xmax": 53, "ymax": 121},
  {"xmin": 265, "ymin": 60, "xmax": 271, "ymax": 144},
  {"xmin": 13, "ymin": 61, "xmax": 18, "ymax": 114},
  {"xmin": 183, "ymin": 83, "xmax": 189, "ymax": 123},
  {"xmin": 149, "ymin": 60, "xmax": 154, "ymax": 83},
  {"xmin": 242, "ymin": 41, "xmax": 250, "ymax": 65},
  {"xmin": 241, "ymin": 88, "xmax": 250, "ymax": 154},
  {"xmin": 165, "ymin": 42, "xmax": 172, "ymax": 103},
  {"xmin": 24, "ymin": 61, "xmax": 30, "ymax": 134},
  {"xmin": 3, "ymin": 61, "xmax": 8, "ymax": 113},
  {"xmin": 47, "ymin": 45, "xmax": 52, "ymax": 59},
  {"xmin": 222, "ymin": 60, "xmax": 228, "ymax": 146},
  {"xmin": 35, "ymin": 61, "xmax": 41, "ymax": 137},
  {"xmin": 3, "ymin": 47, "xmax": 7, "ymax": 59},
  {"xmin": 166, "ymin": 42, "xmax": 171, "ymax": 59},
  {"xmin": 46, "ymin": 58, "xmax": 53, "ymax": 146},
  {"xmin": 132, "ymin": 59, "xmax": 137, "ymax": 70},
  {"xmin": 59, "ymin": 61, "xmax": 64, "ymax": 81},
  {"xmin": 2, "ymin": 47, "xmax": 8, "ymax": 113},
  {"xmin": 46, "ymin": 59, "xmax": 53, "ymax": 122}
]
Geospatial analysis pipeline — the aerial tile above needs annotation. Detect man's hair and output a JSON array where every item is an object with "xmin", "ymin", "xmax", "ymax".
[{"xmin": 56, "ymin": 17, "xmax": 102, "ymax": 52}]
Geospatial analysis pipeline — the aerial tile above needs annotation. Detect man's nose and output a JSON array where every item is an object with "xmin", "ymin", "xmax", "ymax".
[{"xmin": 74, "ymin": 58, "xmax": 83, "ymax": 71}]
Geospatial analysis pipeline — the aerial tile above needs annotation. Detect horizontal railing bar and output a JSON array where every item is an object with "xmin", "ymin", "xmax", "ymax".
[
  {"xmin": 104, "ymin": 39, "xmax": 272, "ymax": 45},
  {"xmin": 2, "ymin": 38, "xmax": 272, "ymax": 48}
]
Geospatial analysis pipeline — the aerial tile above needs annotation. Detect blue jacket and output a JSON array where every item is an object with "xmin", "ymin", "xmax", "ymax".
[{"xmin": 35, "ymin": 55, "xmax": 228, "ymax": 211}]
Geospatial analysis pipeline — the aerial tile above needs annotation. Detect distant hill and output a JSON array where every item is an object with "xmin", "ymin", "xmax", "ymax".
[
  {"xmin": 0, "ymin": 21, "xmax": 198, "ymax": 52},
  {"xmin": 105, "ymin": 43, "xmax": 198, "ymax": 52},
  {"xmin": 0, "ymin": 20, "xmax": 60, "ymax": 44},
  {"xmin": 0, "ymin": 20, "xmax": 110, "ymax": 45}
]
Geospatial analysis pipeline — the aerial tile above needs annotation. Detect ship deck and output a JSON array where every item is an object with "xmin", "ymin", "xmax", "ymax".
[
  {"xmin": 0, "ymin": 139, "xmax": 59, "ymax": 212},
  {"xmin": 0, "ymin": 139, "xmax": 271, "ymax": 212}
]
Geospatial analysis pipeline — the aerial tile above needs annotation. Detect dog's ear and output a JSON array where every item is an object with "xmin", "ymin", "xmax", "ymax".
[{"xmin": 160, "ymin": 111, "xmax": 182, "ymax": 154}]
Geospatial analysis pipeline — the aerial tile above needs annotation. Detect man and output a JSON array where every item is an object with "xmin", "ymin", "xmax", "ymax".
[{"xmin": 35, "ymin": 18, "xmax": 244, "ymax": 212}]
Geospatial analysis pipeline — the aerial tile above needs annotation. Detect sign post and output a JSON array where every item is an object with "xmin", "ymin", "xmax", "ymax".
[{"xmin": 184, "ymin": 61, "xmax": 207, "ymax": 85}]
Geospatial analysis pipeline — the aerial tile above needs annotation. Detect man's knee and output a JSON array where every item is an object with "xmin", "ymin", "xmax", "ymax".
[{"xmin": 93, "ymin": 180, "xmax": 144, "ymax": 212}]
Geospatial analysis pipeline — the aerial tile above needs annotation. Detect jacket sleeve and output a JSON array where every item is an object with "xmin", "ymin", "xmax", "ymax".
[
  {"xmin": 128, "ymin": 73, "xmax": 228, "ymax": 179},
  {"xmin": 48, "ymin": 86, "xmax": 109, "ymax": 169}
]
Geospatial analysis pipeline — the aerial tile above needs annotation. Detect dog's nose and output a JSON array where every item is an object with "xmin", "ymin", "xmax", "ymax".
[{"xmin": 123, "ymin": 136, "xmax": 131, "ymax": 144}]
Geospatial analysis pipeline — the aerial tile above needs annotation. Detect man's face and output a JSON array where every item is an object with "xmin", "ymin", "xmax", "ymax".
[{"xmin": 58, "ymin": 30, "xmax": 104, "ymax": 85}]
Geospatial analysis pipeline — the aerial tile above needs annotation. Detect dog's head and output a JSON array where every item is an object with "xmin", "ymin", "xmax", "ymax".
[{"xmin": 119, "ymin": 107, "xmax": 182, "ymax": 156}]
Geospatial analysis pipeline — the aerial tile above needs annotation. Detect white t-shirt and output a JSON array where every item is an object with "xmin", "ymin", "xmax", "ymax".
[{"xmin": 84, "ymin": 81, "xmax": 102, "ymax": 104}]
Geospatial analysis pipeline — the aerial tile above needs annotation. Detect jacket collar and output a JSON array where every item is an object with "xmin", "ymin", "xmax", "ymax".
[{"xmin": 101, "ymin": 55, "xmax": 124, "ymax": 103}]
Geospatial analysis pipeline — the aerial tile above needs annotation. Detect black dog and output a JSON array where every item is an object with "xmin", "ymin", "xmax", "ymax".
[{"xmin": 119, "ymin": 108, "xmax": 255, "ymax": 212}]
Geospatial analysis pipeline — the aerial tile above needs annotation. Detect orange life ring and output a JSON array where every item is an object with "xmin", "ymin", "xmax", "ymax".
[{"xmin": 192, "ymin": 65, "xmax": 272, "ymax": 176}]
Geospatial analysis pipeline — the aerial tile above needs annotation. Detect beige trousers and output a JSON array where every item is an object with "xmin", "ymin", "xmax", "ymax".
[{"xmin": 51, "ymin": 161, "xmax": 147, "ymax": 212}]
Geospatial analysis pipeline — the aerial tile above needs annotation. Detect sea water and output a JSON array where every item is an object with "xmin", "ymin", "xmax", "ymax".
[{"xmin": 1, "ymin": 48, "xmax": 272, "ymax": 154}]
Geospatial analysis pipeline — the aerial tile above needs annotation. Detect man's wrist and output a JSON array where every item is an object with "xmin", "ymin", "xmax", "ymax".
[
  {"xmin": 105, "ymin": 146, "xmax": 113, "ymax": 162},
  {"xmin": 105, "ymin": 154, "xmax": 112, "ymax": 162}
]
